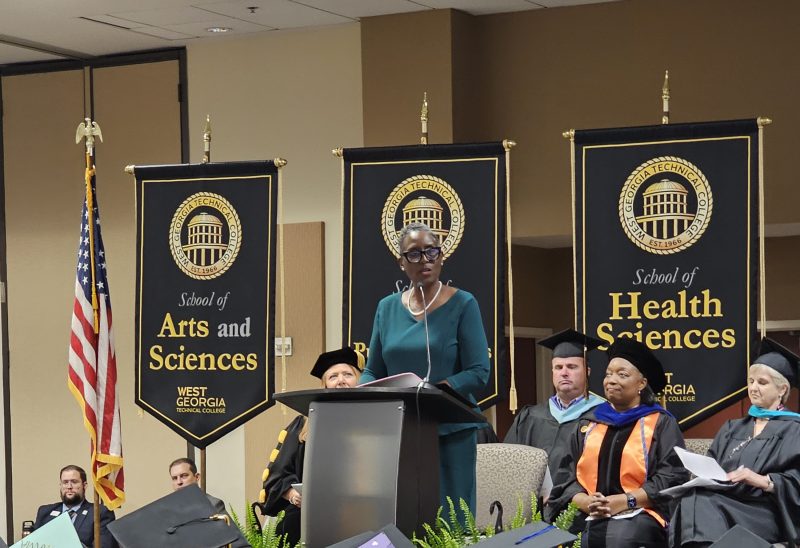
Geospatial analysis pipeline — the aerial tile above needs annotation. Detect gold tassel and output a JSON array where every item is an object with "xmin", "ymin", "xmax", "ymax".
[{"xmin": 509, "ymin": 386, "xmax": 518, "ymax": 415}]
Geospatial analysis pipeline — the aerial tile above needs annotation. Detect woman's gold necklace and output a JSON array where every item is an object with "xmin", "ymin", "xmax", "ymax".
[{"xmin": 406, "ymin": 281, "xmax": 443, "ymax": 316}]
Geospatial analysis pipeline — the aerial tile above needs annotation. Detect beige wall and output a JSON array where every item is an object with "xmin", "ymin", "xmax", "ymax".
[
  {"xmin": 2, "ymin": 61, "xmax": 183, "ymax": 535},
  {"xmin": 186, "ymin": 22, "xmax": 363, "ymax": 510}
]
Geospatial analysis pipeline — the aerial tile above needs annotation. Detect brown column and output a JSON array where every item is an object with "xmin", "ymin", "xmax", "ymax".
[{"xmin": 361, "ymin": 9, "xmax": 459, "ymax": 147}]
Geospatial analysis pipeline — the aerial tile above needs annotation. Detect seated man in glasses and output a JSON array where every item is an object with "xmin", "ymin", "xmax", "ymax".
[{"xmin": 32, "ymin": 464, "xmax": 118, "ymax": 548}]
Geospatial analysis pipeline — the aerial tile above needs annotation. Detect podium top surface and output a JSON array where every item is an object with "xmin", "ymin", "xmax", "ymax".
[{"xmin": 274, "ymin": 386, "xmax": 486, "ymax": 424}]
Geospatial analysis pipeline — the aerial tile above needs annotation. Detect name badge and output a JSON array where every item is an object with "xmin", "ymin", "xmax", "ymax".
[
  {"xmin": 82, "ymin": 510, "xmax": 88, "ymax": 515},
  {"xmin": 49, "ymin": 510, "xmax": 60, "ymax": 517}
]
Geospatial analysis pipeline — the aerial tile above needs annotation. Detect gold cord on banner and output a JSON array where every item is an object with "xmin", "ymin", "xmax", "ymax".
[
  {"xmin": 337, "ymin": 147, "xmax": 346, "ymax": 348},
  {"xmin": 420, "ymin": 92, "xmax": 429, "ymax": 145},
  {"xmin": 662, "ymin": 70, "xmax": 670, "ymax": 125},
  {"xmin": 564, "ymin": 130, "xmax": 578, "ymax": 331},
  {"xmin": 202, "ymin": 115, "xmax": 212, "ymax": 164},
  {"xmin": 503, "ymin": 140, "xmax": 517, "ymax": 414},
  {"xmin": 276, "ymin": 159, "xmax": 288, "ymax": 416},
  {"xmin": 757, "ymin": 117, "xmax": 771, "ymax": 337}
]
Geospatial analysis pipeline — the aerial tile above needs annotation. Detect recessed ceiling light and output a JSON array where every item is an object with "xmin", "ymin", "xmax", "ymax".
[{"xmin": 206, "ymin": 26, "xmax": 232, "ymax": 33}]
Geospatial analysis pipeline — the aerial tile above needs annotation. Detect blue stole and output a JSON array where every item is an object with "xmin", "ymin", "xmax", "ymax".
[
  {"xmin": 593, "ymin": 402, "xmax": 671, "ymax": 427},
  {"xmin": 548, "ymin": 393, "xmax": 605, "ymax": 424},
  {"xmin": 748, "ymin": 404, "xmax": 800, "ymax": 421}
]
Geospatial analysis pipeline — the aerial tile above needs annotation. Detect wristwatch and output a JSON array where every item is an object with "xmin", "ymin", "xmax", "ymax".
[{"xmin": 626, "ymin": 493, "xmax": 637, "ymax": 509}]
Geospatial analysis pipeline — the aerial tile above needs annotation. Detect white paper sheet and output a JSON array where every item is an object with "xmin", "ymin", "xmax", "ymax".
[{"xmin": 673, "ymin": 446, "xmax": 729, "ymax": 480}]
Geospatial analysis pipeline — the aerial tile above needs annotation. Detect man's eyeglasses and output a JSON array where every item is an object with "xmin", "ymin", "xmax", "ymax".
[{"xmin": 402, "ymin": 247, "xmax": 442, "ymax": 263}]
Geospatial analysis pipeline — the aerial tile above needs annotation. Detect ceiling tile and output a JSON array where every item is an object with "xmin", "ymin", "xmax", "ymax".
[
  {"xmin": 82, "ymin": 14, "xmax": 142, "ymax": 29},
  {"xmin": 129, "ymin": 26, "xmax": 197, "ymax": 40},
  {"xmin": 161, "ymin": 19, "xmax": 273, "ymax": 36},
  {"xmin": 109, "ymin": 6, "xmax": 237, "ymax": 26},
  {"xmin": 195, "ymin": 0, "xmax": 352, "ymax": 29},
  {"xmin": 292, "ymin": 0, "xmax": 428, "ymax": 19}
]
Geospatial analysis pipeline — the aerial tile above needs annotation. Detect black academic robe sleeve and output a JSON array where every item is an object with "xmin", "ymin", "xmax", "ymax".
[
  {"xmin": 263, "ymin": 415, "xmax": 305, "ymax": 516},
  {"xmin": 710, "ymin": 417, "xmax": 800, "ymax": 545},
  {"xmin": 544, "ymin": 413, "xmax": 688, "ymax": 524}
]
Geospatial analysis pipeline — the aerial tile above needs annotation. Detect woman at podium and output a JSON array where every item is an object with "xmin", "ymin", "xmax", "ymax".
[
  {"xmin": 669, "ymin": 338, "xmax": 800, "ymax": 547},
  {"xmin": 257, "ymin": 347, "xmax": 364, "ymax": 545},
  {"xmin": 545, "ymin": 337, "xmax": 688, "ymax": 547},
  {"xmin": 360, "ymin": 222, "xmax": 490, "ymax": 521}
]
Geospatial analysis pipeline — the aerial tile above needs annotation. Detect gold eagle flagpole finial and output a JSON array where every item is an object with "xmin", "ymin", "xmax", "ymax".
[
  {"xmin": 420, "ymin": 92, "xmax": 429, "ymax": 145},
  {"xmin": 76, "ymin": 118, "xmax": 103, "ymax": 156},
  {"xmin": 662, "ymin": 70, "xmax": 670, "ymax": 125}
]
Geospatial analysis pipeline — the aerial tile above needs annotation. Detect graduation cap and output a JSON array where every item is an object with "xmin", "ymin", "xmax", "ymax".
[
  {"xmin": 537, "ymin": 328, "xmax": 603, "ymax": 359},
  {"xmin": 327, "ymin": 523, "xmax": 414, "ymax": 548},
  {"xmin": 607, "ymin": 336, "xmax": 667, "ymax": 394},
  {"xmin": 107, "ymin": 484, "xmax": 241, "ymax": 548},
  {"xmin": 753, "ymin": 337, "xmax": 800, "ymax": 387},
  {"xmin": 311, "ymin": 347, "xmax": 363, "ymax": 379},
  {"xmin": 708, "ymin": 524, "xmax": 771, "ymax": 548},
  {"xmin": 469, "ymin": 521, "xmax": 576, "ymax": 548}
]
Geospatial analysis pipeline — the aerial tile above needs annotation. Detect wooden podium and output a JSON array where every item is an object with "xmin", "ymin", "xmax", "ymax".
[{"xmin": 275, "ymin": 386, "xmax": 485, "ymax": 548}]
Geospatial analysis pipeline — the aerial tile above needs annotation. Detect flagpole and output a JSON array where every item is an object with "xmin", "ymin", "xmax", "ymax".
[
  {"xmin": 420, "ymin": 92, "xmax": 428, "ymax": 145},
  {"xmin": 76, "ymin": 117, "xmax": 103, "ymax": 548},
  {"xmin": 200, "ymin": 116, "xmax": 211, "ymax": 491}
]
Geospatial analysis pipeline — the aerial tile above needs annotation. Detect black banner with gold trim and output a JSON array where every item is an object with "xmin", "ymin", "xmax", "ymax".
[
  {"xmin": 342, "ymin": 143, "xmax": 508, "ymax": 408},
  {"xmin": 134, "ymin": 161, "xmax": 277, "ymax": 448},
  {"xmin": 574, "ymin": 120, "xmax": 759, "ymax": 428}
]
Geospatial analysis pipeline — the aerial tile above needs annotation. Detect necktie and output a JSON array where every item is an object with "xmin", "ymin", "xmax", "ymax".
[{"xmin": 68, "ymin": 509, "xmax": 77, "ymax": 522}]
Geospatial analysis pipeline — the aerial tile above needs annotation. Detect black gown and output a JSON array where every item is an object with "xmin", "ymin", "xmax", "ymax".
[
  {"xmin": 669, "ymin": 415, "xmax": 800, "ymax": 548},
  {"xmin": 545, "ymin": 412, "xmax": 688, "ymax": 548},
  {"xmin": 262, "ymin": 415, "xmax": 305, "ymax": 546},
  {"xmin": 503, "ymin": 401, "xmax": 600, "ymax": 482}
]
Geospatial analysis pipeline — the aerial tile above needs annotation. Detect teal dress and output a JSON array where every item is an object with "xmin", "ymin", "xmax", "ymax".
[{"xmin": 361, "ymin": 289, "xmax": 491, "ymax": 517}]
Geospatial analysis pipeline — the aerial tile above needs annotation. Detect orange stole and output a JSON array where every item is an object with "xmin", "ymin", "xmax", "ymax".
[{"xmin": 576, "ymin": 413, "xmax": 665, "ymax": 527}]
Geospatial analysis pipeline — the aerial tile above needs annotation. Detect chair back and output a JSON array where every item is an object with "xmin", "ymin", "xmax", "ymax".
[
  {"xmin": 684, "ymin": 438, "xmax": 713, "ymax": 456},
  {"xmin": 475, "ymin": 443, "xmax": 548, "ymax": 530}
]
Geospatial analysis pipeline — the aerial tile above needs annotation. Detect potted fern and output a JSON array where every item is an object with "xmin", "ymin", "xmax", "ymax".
[{"xmin": 230, "ymin": 504, "xmax": 293, "ymax": 548}]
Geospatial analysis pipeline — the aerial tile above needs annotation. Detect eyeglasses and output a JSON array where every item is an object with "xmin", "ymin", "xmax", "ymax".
[
  {"xmin": 60, "ymin": 479, "xmax": 83, "ymax": 487},
  {"xmin": 402, "ymin": 246, "xmax": 442, "ymax": 263}
]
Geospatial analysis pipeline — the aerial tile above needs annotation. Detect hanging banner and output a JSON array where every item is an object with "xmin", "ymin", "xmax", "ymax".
[
  {"xmin": 342, "ymin": 142, "xmax": 509, "ymax": 408},
  {"xmin": 574, "ymin": 119, "xmax": 760, "ymax": 428},
  {"xmin": 134, "ymin": 161, "xmax": 278, "ymax": 448}
]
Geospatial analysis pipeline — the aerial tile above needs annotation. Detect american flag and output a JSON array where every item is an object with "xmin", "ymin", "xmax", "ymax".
[{"xmin": 67, "ymin": 155, "xmax": 125, "ymax": 510}]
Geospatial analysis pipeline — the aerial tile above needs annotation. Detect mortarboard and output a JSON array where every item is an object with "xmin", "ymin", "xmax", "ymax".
[
  {"xmin": 107, "ymin": 484, "xmax": 241, "ymax": 548},
  {"xmin": 327, "ymin": 523, "xmax": 414, "ymax": 548},
  {"xmin": 607, "ymin": 336, "xmax": 667, "ymax": 394},
  {"xmin": 752, "ymin": 337, "xmax": 800, "ymax": 387},
  {"xmin": 708, "ymin": 524, "xmax": 771, "ymax": 548},
  {"xmin": 537, "ymin": 328, "xmax": 603, "ymax": 359},
  {"xmin": 469, "ymin": 521, "xmax": 576, "ymax": 548},
  {"xmin": 311, "ymin": 347, "xmax": 363, "ymax": 379}
]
